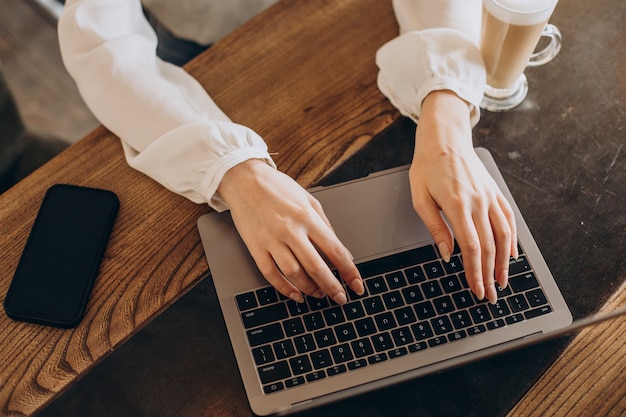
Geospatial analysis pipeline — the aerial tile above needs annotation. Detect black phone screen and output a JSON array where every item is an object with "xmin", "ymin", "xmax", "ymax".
[{"xmin": 4, "ymin": 184, "xmax": 119, "ymax": 328}]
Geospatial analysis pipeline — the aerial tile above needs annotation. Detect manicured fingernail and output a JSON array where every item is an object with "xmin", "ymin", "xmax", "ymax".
[
  {"xmin": 312, "ymin": 289, "xmax": 325, "ymax": 299},
  {"xmin": 289, "ymin": 292, "xmax": 304, "ymax": 304},
  {"xmin": 438, "ymin": 242, "xmax": 451, "ymax": 263},
  {"xmin": 474, "ymin": 283, "xmax": 485, "ymax": 301},
  {"xmin": 332, "ymin": 292, "xmax": 347, "ymax": 306},
  {"xmin": 351, "ymin": 279, "xmax": 365, "ymax": 296}
]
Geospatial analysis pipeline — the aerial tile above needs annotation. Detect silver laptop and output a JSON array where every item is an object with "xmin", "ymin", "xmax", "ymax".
[{"xmin": 197, "ymin": 147, "xmax": 573, "ymax": 416}]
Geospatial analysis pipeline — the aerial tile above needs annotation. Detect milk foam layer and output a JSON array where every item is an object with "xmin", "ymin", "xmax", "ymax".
[{"xmin": 483, "ymin": 0, "xmax": 558, "ymax": 25}]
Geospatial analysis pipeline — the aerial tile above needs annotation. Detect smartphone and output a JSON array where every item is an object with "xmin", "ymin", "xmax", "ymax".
[{"xmin": 4, "ymin": 184, "xmax": 119, "ymax": 328}]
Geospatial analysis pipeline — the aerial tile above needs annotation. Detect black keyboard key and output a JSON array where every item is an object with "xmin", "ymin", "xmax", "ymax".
[
  {"xmin": 428, "ymin": 336, "xmax": 447, "ymax": 347},
  {"xmin": 327, "ymin": 365, "xmax": 347, "ymax": 376},
  {"xmin": 509, "ymin": 272, "xmax": 539, "ymax": 292},
  {"xmin": 441, "ymin": 274, "xmax": 462, "ymax": 293},
  {"xmin": 411, "ymin": 321, "xmax": 434, "ymax": 340},
  {"xmin": 509, "ymin": 257, "xmax": 531, "ymax": 276},
  {"xmin": 236, "ymin": 291, "xmax": 257, "ymax": 311},
  {"xmin": 348, "ymin": 359, "xmax": 368, "ymax": 370},
  {"xmin": 506, "ymin": 314, "xmax": 524, "ymax": 325},
  {"xmin": 311, "ymin": 350, "xmax": 333, "ymax": 369},
  {"xmin": 351, "ymin": 338, "xmax": 375, "ymax": 357},
  {"xmin": 375, "ymin": 312, "xmax": 397, "ymax": 331},
  {"xmin": 487, "ymin": 319, "xmax": 506, "ymax": 330},
  {"xmin": 241, "ymin": 303, "xmax": 288, "ymax": 329},
  {"xmin": 402, "ymin": 285, "xmax": 424, "ymax": 304},
  {"xmin": 391, "ymin": 327, "xmax": 414, "ymax": 346},
  {"xmin": 355, "ymin": 317, "xmax": 377, "ymax": 337},
  {"xmin": 368, "ymin": 353, "xmax": 388, "ymax": 364},
  {"xmin": 274, "ymin": 339, "xmax": 296, "ymax": 359},
  {"xmin": 496, "ymin": 283, "xmax": 513, "ymax": 297},
  {"xmin": 394, "ymin": 306, "xmax": 417, "ymax": 325},
  {"xmin": 256, "ymin": 287, "xmax": 279, "ymax": 305},
  {"xmin": 290, "ymin": 355, "xmax": 313, "ymax": 375},
  {"xmin": 424, "ymin": 260, "xmax": 445, "ymax": 279},
  {"xmin": 252, "ymin": 345, "xmax": 275, "ymax": 365},
  {"xmin": 431, "ymin": 316, "xmax": 453, "ymax": 335},
  {"xmin": 467, "ymin": 324, "xmax": 487, "ymax": 335},
  {"xmin": 335, "ymin": 322, "xmax": 358, "ymax": 342},
  {"xmin": 344, "ymin": 301, "xmax": 366, "ymax": 320},
  {"xmin": 323, "ymin": 306, "xmax": 346, "ymax": 325},
  {"xmin": 357, "ymin": 246, "xmax": 437, "ymax": 278},
  {"xmin": 525, "ymin": 305, "xmax": 552, "ymax": 319},
  {"xmin": 331, "ymin": 344, "xmax": 354, "ymax": 363},
  {"xmin": 372, "ymin": 332, "xmax": 394, "ymax": 352},
  {"xmin": 247, "ymin": 323, "xmax": 285, "ymax": 347},
  {"xmin": 448, "ymin": 330, "xmax": 467, "ymax": 342},
  {"xmin": 314, "ymin": 328, "xmax": 336, "ymax": 348},
  {"xmin": 469, "ymin": 305, "xmax": 492, "ymax": 324},
  {"xmin": 421, "ymin": 281, "xmax": 443, "ymax": 298},
  {"xmin": 450, "ymin": 310, "xmax": 472, "ymax": 329},
  {"xmin": 258, "ymin": 361, "xmax": 291, "ymax": 384},
  {"xmin": 308, "ymin": 297, "xmax": 330, "ymax": 311},
  {"xmin": 434, "ymin": 295, "xmax": 455, "ymax": 315},
  {"xmin": 488, "ymin": 300, "xmax": 511, "ymax": 318},
  {"xmin": 364, "ymin": 295, "xmax": 385, "ymax": 315},
  {"xmin": 526, "ymin": 288, "xmax": 548, "ymax": 307},
  {"xmin": 285, "ymin": 376, "xmax": 306, "ymax": 388},
  {"xmin": 303, "ymin": 312, "xmax": 324, "ymax": 331},
  {"xmin": 388, "ymin": 347, "xmax": 408, "ymax": 359},
  {"xmin": 366, "ymin": 276, "xmax": 388, "ymax": 295},
  {"xmin": 383, "ymin": 290, "xmax": 405, "ymax": 309},
  {"xmin": 283, "ymin": 317, "xmax": 305, "ymax": 336},
  {"xmin": 405, "ymin": 265, "xmax": 427, "ymax": 283},
  {"xmin": 293, "ymin": 334, "xmax": 316, "ymax": 354},
  {"xmin": 443, "ymin": 256, "xmax": 464, "ymax": 274},
  {"xmin": 414, "ymin": 301, "xmax": 436, "ymax": 320},
  {"xmin": 287, "ymin": 300, "xmax": 309, "ymax": 316},
  {"xmin": 452, "ymin": 290, "xmax": 475, "ymax": 309},
  {"xmin": 306, "ymin": 370, "xmax": 326, "ymax": 382},
  {"xmin": 508, "ymin": 295, "xmax": 530, "ymax": 312},
  {"xmin": 263, "ymin": 382, "xmax": 284, "ymax": 394},
  {"xmin": 385, "ymin": 271, "xmax": 407, "ymax": 289},
  {"xmin": 408, "ymin": 341, "xmax": 428, "ymax": 352}
]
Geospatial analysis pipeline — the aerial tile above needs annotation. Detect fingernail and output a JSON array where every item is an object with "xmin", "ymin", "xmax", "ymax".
[
  {"xmin": 289, "ymin": 292, "xmax": 304, "ymax": 304},
  {"xmin": 438, "ymin": 242, "xmax": 451, "ymax": 263},
  {"xmin": 498, "ymin": 270, "xmax": 509, "ymax": 290},
  {"xmin": 332, "ymin": 292, "xmax": 347, "ymax": 306},
  {"xmin": 351, "ymin": 279, "xmax": 365, "ymax": 296},
  {"xmin": 312, "ymin": 289, "xmax": 325, "ymax": 299},
  {"xmin": 474, "ymin": 283, "xmax": 485, "ymax": 301}
]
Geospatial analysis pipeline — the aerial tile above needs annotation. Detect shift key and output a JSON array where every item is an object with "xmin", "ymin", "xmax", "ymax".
[{"xmin": 241, "ymin": 303, "xmax": 288, "ymax": 328}]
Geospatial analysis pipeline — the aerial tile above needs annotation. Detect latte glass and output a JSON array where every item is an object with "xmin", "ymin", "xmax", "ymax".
[{"xmin": 480, "ymin": 0, "xmax": 562, "ymax": 111}]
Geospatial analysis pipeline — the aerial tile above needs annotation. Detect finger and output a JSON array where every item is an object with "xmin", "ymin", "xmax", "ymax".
[
  {"xmin": 270, "ymin": 244, "xmax": 324, "ymax": 298},
  {"xmin": 489, "ymin": 197, "xmax": 512, "ymax": 288},
  {"xmin": 411, "ymin": 193, "xmax": 455, "ymax": 263},
  {"xmin": 499, "ymin": 194, "xmax": 519, "ymax": 259},
  {"xmin": 449, "ymin": 211, "xmax": 485, "ymax": 301},
  {"xmin": 308, "ymin": 201, "xmax": 364, "ymax": 297},
  {"xmin": 472, "ymin": 206, "xmax": 498, "ymax": 304},
  {"xmin": 251, "ymin": 249, "xmax": 307, "ymax": 303}
]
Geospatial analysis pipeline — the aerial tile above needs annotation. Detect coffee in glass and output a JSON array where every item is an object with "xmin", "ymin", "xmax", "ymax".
[{"xmin": 480, "ymin": 0, "xmax": 561, "ymax": 111}]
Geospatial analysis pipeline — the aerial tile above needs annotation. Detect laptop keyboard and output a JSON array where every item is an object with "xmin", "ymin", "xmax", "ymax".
[{"xmin": 235, "ymin": 243, "xmax": 553, "ymax": 394}]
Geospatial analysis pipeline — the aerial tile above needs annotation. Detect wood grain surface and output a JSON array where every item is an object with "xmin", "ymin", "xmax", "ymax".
[
  {"xmin": 0, "ymin": 0, "xmax": 399, "ymax": 415},
  {"xmin": 506, "ymin": 278, "xmax": 626, "ymax": 417}
]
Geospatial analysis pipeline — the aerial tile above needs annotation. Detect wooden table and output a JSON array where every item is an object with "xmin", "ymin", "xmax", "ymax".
[{"xmin": 1, "ymin": 0, "xmax": 624, "ymax": 416}]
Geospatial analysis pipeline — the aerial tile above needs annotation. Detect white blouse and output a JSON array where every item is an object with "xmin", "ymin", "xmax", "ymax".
[{"xmin": 58, "ymin": 0, "xmax": 485, "ymax": 212}]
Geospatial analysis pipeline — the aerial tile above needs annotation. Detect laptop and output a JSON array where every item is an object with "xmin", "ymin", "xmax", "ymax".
[{"xmin": 197, "ymin": 147, "xmax": 574, "ymax": 416}]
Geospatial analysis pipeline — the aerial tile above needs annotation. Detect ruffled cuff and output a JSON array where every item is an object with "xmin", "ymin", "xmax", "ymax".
[
  {"xmin": 376, "ymin": 28, "xmax": 486, "ymax": 127},
  {"xmin": 122, "ymin": 120, "xmax": 276, "ymax": 212}
]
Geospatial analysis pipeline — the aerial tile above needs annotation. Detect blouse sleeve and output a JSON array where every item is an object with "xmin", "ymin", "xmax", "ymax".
[
  {"xmin": 376, "ymin": 0, "xmax": 486, "ymax": 127},
  {"xmin": 58, "ymin": 0, "xmax": 276, "ymax": 211}
]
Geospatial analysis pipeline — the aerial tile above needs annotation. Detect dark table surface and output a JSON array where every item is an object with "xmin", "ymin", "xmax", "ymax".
[{"xmin": 37, "ymin": 0, "xmax": 624, "ymax": 416}]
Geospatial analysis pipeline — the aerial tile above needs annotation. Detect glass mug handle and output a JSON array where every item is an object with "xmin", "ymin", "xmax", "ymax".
[{"xmin": 528, "ymin": 23, "xmax": 562, "ymax": 67}]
